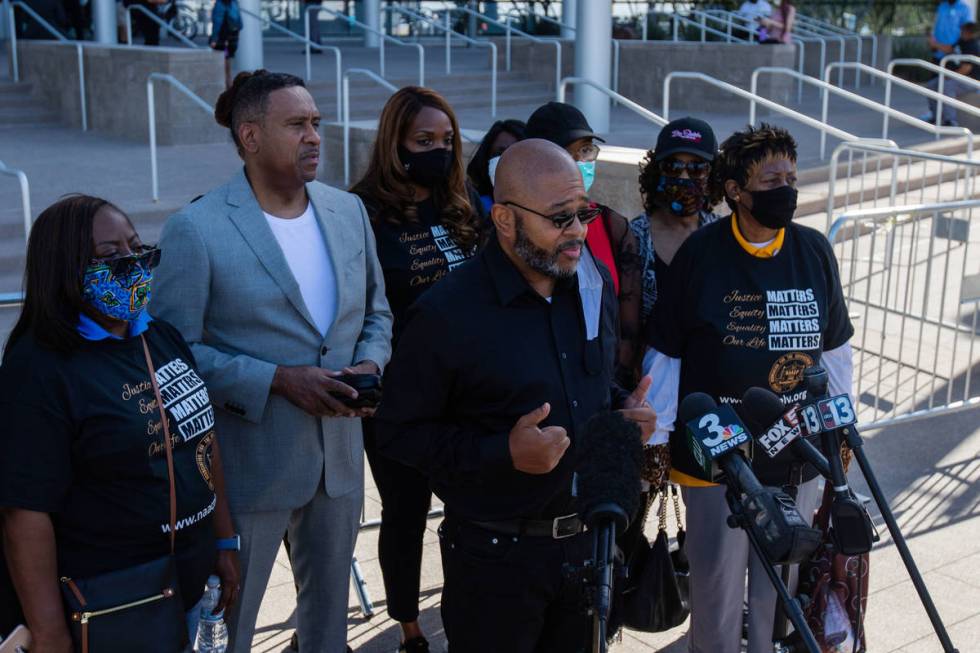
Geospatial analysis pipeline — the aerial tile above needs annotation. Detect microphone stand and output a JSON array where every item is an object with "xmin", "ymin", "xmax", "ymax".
[
  {"xmin": 590, "ymin": 522, "xmax": 617, "ymax": 653},
  {"xmin": 724, "ymin": 488, "xmax": 821, "ymax": 653},
  {"xmin": 837, "ymin": 424, "xmax": 959, "ymax": 653}
]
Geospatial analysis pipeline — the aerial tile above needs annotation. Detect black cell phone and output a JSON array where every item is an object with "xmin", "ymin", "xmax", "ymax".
[{"xmin": 331, "ymin": 373, "xmax": 382, "ymax": 409}]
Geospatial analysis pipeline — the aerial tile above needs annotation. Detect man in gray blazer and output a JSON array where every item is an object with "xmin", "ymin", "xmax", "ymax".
[{"xmin": 153, "ymin": 71, "xmax": 392, "ymax": 652}]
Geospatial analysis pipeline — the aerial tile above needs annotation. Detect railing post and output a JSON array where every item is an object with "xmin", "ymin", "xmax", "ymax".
[
  {"xmin": 490, "ymin": 43, "xmax": 497, "ymax": 117},
  {"xmin": 379, "ymin": 27, "xmax": 385, "ymax": 77},
  {"xmin": 445, "ymin": 10, "xmax": 450, "ymax": 75},
  {"xmin": 148, "ymin": 78, "xmax": 159, "ymax": 202},
  {"xmin": 883, "ymin": 75, "xmax": 892, "ymax": 140},
  {"xmin": 936, "ymin": 73, "xmax": 946, "ymax": 137},
  {"xmin": 749, "ymin": 70, "xmax": 758, "ymax": 126},
  {"xmin": 641, "ymin": 10, "xmax": 647, "ymax": 41},
  {"xmin": 76, "ymin": 44, "xmax": 86, "ymax": 131},
  {"xmin": 506, "ymin": 24, "xmax": 511, "ymax": 71},
  {"xmin": 125, "ymin": 7, "xmax": 133, "ymax": 44},
  {"xmin": 304, "ymin": 8, "xmax": 311, "ymax": 81},
  {"xmin": 820, "ymin": 79, "xmax": 829, "ymax": 159},
  {"xmin": 662, "ymin": 75, "xmax": 670, "ymax": 120},
  {"xmin": 8, "ymin": 0, "xmax": 18, "ymax": 82},
  {"xmin": 343, "ymin": 74, "xmax": 350, "ymax": 187},
  {"xmin": 672, "ymin": 15, "xmax": 678, "ymax": 41}
]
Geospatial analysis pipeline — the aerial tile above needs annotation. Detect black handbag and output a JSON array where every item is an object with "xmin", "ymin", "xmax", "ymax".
[
  {"xmin": 619, "ymin": 484, "xmax": 690, "ymax": 632},
  {"xmin": 58, "ymin": 336, "xmax": 188, "ymax": 653}
]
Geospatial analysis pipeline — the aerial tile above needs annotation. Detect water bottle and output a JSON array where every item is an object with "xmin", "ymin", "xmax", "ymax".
[{"xmin": 196, "ymin": 575, "xmax": 228, "ymax": 653}]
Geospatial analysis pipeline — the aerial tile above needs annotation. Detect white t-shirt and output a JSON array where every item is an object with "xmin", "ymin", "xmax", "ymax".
[
  {"xmin": 739, "ymin": 0, "xmax": 772, "ymax": 22},
  {"xmin": 263, "ymin": 203, "xmax": 337, "ymax": 337}
]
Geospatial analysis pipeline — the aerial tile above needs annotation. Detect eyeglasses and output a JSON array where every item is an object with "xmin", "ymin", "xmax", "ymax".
[
  {"xmin": 505, "ymin": 201, "xmax": 601, "ymax": 231},
  {"xmin": 661, "ymin": 159, "xmax": 711, "ymax": 179},
  {"xmin": 90, "ymin": 245, "xmax": 161, "ymax": 277},
  {"xmin": 571, "ymin": 142, "xmax": 600, "ymax": 163}
]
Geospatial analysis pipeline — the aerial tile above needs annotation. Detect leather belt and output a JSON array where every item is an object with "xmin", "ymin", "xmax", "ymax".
[{"xmin": 468, "ymin": 513, "xmax": 584, "ymax": 539}]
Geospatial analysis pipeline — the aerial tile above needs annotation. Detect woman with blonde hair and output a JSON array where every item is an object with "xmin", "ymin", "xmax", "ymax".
[{"xmin": 351, "ymin": 86, "xmax": 483, "ymax": 653}]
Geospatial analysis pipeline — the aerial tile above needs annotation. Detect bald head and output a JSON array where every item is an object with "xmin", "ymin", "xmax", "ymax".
[{"xmin": 493, "ymin": 138, "xmax": 584, "ymax": 207}]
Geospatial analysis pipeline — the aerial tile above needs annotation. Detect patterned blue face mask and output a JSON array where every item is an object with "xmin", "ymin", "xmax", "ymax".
[
  {"xmin": 578, "ymin": 161, "xmax": 596, "ymax": 192},
  {"xmin": 81, "ymin": 248, "xmax": 158, "ymax": 322}
]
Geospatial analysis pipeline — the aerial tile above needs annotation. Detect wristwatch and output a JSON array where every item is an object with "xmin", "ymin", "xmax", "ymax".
[{"xmin": 216, "ymin": 535, "xmax": 241, "ymax": 551}]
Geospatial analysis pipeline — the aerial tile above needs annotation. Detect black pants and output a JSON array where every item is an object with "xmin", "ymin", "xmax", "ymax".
[
  {"xmin": 438, "ymin": 517, "xmax": 592, "ymax": 653},
  {"xmin": 133, "ymin": 2, "xmax": 160, "ymax": 45},
  {"xmin": 363, "ymin": 419, "xmax": 432, "ymax": 623}
]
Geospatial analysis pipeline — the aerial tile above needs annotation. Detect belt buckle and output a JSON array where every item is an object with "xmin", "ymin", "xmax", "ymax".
[{"xmin": 552, "ymin": 513, "xmax": 579, "ymax": 539}]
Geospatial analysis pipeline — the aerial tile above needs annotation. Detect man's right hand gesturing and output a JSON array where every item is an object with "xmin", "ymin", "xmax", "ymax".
[{"xmin": 509, "ymin": 403, "xmax": 570, "ymax": 474}]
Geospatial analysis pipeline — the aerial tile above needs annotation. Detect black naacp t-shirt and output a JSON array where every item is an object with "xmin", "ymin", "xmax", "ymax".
[
  {"xmin": 649, "ymin": 216, "xmax": 854, "ymax": 485},
  {"xmin": 0, "ymin": 320, "xmax": 218, "ymax": 608},
  {"xmin": 367, "ymin": 196, "xmax": 479, "ymax": 345}
]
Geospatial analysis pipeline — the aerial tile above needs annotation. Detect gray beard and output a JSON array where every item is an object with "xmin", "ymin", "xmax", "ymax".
[{"xmin": 514, "ymin": 216, "xmax": 580, "ymax": 280}]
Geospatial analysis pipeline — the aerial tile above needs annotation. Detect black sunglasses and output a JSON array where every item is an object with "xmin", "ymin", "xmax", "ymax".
[
  {"xmin": 661, "ymin": 159, "xmax": 711, "ymax": 178},
  {"xmin": 505, "ymin": 201, "xmax": 601, "ymax": 231},
  {"xmin": 90, "ymin": 245, "xmax": 161, "ymax": 277}
]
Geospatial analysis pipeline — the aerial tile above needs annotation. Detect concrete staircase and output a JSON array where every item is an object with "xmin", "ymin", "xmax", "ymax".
[{"xmin": 0, "ymin": 79, "xmax": 59, "ymax": 129}]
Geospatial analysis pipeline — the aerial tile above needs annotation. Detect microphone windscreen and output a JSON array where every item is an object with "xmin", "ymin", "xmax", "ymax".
[
  {"xmin": 738, "ymin": 387, "xmax": 788, "ymax": 437},
  {"xmin": 575, "ymin": 411, "xmax": 643, "ymax": 522},
  {"xmin": 678, "ymin": 392, "xmax": 718, "ymax": 427}
]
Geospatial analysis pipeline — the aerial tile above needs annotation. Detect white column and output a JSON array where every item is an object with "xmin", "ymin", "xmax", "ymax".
[
  {"xmin": 236, "ymin": 0, "xmax": 263, "ymax": 71},
  {"xmin": 363, "ymin": 0, "xmax": 379, "ymax": 48},
  {"xmin": 574, "ymin": 0, "xmax": 611, "ymax": 132},
  {"xmin": 968, "ymin": 0, "xmax": 978, "ymax": 19},
  {"xmin": 92, "ymin": 0, "xmax": 117, "ymax": 44},
  {"xmin": 561, "ymin": 0, "xmax": 577, "ymax": 39}
]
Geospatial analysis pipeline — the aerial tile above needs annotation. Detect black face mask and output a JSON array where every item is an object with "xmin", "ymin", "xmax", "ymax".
[
  {"xmin": 398, "ymin": 146, "xmax": 452, "ymax": 188},
  {"xmin": 742, "ymin": 185, "xmax": 798, "ymax": 230}
]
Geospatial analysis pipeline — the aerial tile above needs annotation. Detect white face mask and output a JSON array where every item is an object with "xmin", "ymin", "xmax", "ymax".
[{"xmin": 488, "ymin": 155, "xmax": 501, "ymax": 187}]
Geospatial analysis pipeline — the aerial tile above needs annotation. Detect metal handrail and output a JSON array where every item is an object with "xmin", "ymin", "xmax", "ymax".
[
  {"xmin": 782, "ymin": 15, "xmax": 855, "ymax": 86},
  {"xmin": 0, "ymin": 159, "xmax": 32, "ymax": 244},
  {"xmin": 147, "ymin": 73, "xmax": 214, "ymax": 202},
  {"xmin": 670, "ymin": 12, "xmax": 752, "ymax": 44},
  {"xmin": 313, "ymin": 4, "xmax": 423, "ymax": 86},
  {"xmin": 691, "ymin": 9, "xmax": 821, "ymax": 102},
  {"xmin": 6, "ymin": 1, "xmax": 86, "ymax": 130},
  {"xmin": 125, "ymin": 4, "xmax": 199, "ymax": 48},
  {"xmin": 795, "ymin": 10, "xmax": 877, "ymax": 82},
  {"xmin": 664, "ymin": 71, "xmax": 860, "ymax": 146},
  {"xmin": 558, "ymin": 77, "xmax": 667, "ymax": 127},
  {"xmin": 826, "ymin": 62, "xmax": 980, "ymax": 141},
  {"xmin": 750, "ymin": 67, "xmax": 968, "ymax": 160},
  {"xmin": 825, "ymin": 140, "xmax": 980, "ymax": 232},
  {"xmin": 827, "ymin": 197, "xmax": 980, "ymax": 242},
  {"xmin": 343, "ymin": 68, "xmax": 397, "ymax": 187},
  {"xmin": 238, "ymin": 7, "xmax": 342, "ymax": 121},
  {"xmin": 443, "ymin": 5, "xmax": 561, "ymax": 92},
  {"xmin": 382, "ymin": 4, "xmax": 497, "ymax": 116},
  {"xmin": 889, "ymin": 57, "xmax": 980, "ymax": 135}
]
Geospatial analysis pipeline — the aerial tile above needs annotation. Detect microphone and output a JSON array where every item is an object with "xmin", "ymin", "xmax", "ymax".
[
  {"xmin": 800, "ymin": 367, "xmax": 875, "ymax": 555},
  {"xmin": 576, "ymin": 411, "xmax": 644, "ymax": 531},
  {"xmin": 574, "ymin": 411, "xmax": 644, "ymax": 648},
  {"xmin": 678, "ymin": 392, "xmax": 755, "ymax": 489},
  {"xmin": 739, "ymin": 387, "xmax": 831, "ymax": 479},
  {"xmin": 679, "ymin": 393, "xmax": 821, "ymax": 565}
]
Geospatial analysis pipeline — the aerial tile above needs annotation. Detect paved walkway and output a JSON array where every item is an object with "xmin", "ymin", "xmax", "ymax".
[{"xmin": 243, "ymin": 405, "xmax": 980, "ymax": 653}]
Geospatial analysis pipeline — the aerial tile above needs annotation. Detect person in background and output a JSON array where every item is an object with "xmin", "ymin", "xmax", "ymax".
[
  {"xmin": 304, "ymin": 0, "xmax": 321, "ymax": 48},
  {"xmin": 152, "ymin": 70, "xmax": 392, "ymax": 653},
  {"xmin": 209, "ymin": 0, "xmax": 242, "ymax": 88},
  {"xmin": 646, "ymin": 124, "xmax": 854, "ymax": 653},
  {"xmin": 350, "ymin": 86, "xmax": 483, "ymax": 653},
  {"xmin": 922, "ymin": 21, "xmax": 980, "ymax": 126},
  {"xmin": 0, "ymin": 195, "xmax": 240, "ymax": 652},
  {"xmin": 930, "ymin": 0, "xmax": 973, "ymax": 63},
  {"xmin": 123, "ymin": 0, "xmax": 163, "ymax": 45},
  {"xmin": 736, "ymin": 0, "xmax": 772, "ymax": 39},
  {"xmin": 375, "ymin": 138, "xmax": 656, "ymax": 652},
  {"xmin": 758, "ymin": 0, "xmax": 794, "ymax": 44},
  {"xmin": 467, "ymin": 118, "xmax": 526, "ymax": 214},
  {"xmin": 525, "ymin": 101, "xmax": 639, "ymax": 300},
  {"xmin": 617, "ymin": 117, "xmax": 720, "ymax": 497}
]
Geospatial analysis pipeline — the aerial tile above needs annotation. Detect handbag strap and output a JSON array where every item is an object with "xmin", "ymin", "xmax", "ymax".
[
  {"xmin": 657, "ymin": 487, "xmax": 669, "ymax": 533},
  {"xmin": 140, "ymin": 335, "xmax": 178, "ymax": 554},
  {"xmin": 671, "ymin": 484, "xmax": 684, "ymax": 532}
]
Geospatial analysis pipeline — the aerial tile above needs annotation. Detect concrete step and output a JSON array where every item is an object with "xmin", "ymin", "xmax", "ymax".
[{"xmin": 0, "ymin": 106, "xmax": 60, "ymax": 127}]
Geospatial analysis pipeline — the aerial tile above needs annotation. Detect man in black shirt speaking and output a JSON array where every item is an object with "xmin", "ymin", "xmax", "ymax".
[{"xmin": 375, "ymin": 139, "xmax": 655, "ymax": 652}]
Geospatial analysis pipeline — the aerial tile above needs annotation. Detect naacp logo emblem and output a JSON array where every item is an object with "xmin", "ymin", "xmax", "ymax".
[{"xmin": 768, "ymin": 352, "xmax": 813, "ymax": 393}]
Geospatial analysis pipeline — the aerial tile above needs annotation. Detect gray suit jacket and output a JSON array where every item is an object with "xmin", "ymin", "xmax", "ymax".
[{"xmin": 152, "ymin": 170, "xmax": 393, "ymax": 513}]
